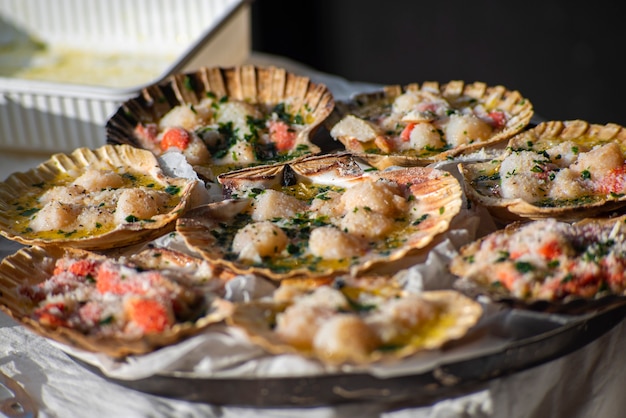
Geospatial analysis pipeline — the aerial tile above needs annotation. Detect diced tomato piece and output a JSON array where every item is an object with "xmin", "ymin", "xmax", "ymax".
[
  {"xmin": 126, "ymin": 298, "xmax": 172, "ymax": 333},
  {"xmin": 96, "ymin": 266, "xmax": 124, "ymax": 294},
  {"xmin": 53, "ymin": 259, "xmax": 99, "ymax": 277},
  {"xmin": 134, "ymin": 123, "xmax": 158, "ymax": 143},
  {"xmin": 488, "ymin": 111, "xmax": 507, "ymax": 129},
  {"xmin": 509, "ymin": 250, "xmax": 526, "ymax": 259},
  {"xmin": 68, "ymin": 259, "xmax": 98, "ymax": 277},
  {"xmin": 160, "ymin": 127, "xmax": 191, "ymax": 151},
  {"xmin": 496, "ymin": 268, "xmax": 517, "ymax": 291},
  {"xmin": 400, "ymin": 123, "xmax": 415, "ymax": 142},
  {"xmin": 596, "ymin": 165, "xmax": 626, "ymax": 195},
  {"xmin": 96, "ymin": 266, "xmax": 159, "ymax": 295},
  {"xmin": 96, "ymin": 266, "xmax": 146, "ymax": 295},
  {"xmin": 34, "ymin": 302, "xmax": 68, "ymax": 327},
  {"xmin": 559, "ymin": 265, "xmax": 601, "ymax": 297},
  {"xmin": 268, "ymin": 120, "xmax": 296, "ymax": 151},
  {"xmin": 538, "ymin": 240, "xmax": 563, "ymax": 260}
]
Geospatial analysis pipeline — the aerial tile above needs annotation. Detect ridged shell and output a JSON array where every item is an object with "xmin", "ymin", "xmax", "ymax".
[
  {"xmin": 327, "ymin": 81, "xmax": 533, "ymax": 168},
  {"xmin": 218, "ymin": 152, "xmax": 365, "ymax": 197},
  {"xmin": 0, "ymin": 144, "xmax": 202, "ymax": 250},
  {"xmin": 227, "ymin": 287, "xmax": 482, "ymax": 365},
  {"xmin": 459, "ymin": 120, "xmax": 626, "ymax": 222},
  {"xmin": 106, "ymin": 65, "xmax": 335, "ymax": 175},
  {"xmin": 127, "ymin": 247, "xmax": 239, "ymax": 282},
  {"xmin": 450, "ymin": 216, "xmax": 626, "ymax": 313},
  {"xmin": 176, "ymin": 154, "xmax": 463, "ymax": 280},
  {"xmin": 0, "ymin": 246, "xmax": 233, "ymax": 358}
]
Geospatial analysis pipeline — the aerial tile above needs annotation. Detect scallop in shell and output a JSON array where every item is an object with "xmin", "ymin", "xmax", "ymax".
[
  {"xmin": 327, "ymin": 80, "xmax": 533, "ymax": 169},
  {"xmin": 106, "ymin": 65, "xmax": 335, "ymax": 177},
  {"xmin": 227, "ymin": 277, "xmax": 482, "ymax": 365},
  {"xmin": 459, "ymin": 120, "xmax": 626, "ymax": 222},
  {"xmin": 176, "ymin": 153, "xmax": 463, "ymax": 280},
  {"xmin": 450, "ymin": 216, "xmax": 626, "ymax": 313},
  {"xmin": 0, "ymin": 245, "xmax": 233, "ymax": 358},
  {"xmin": 0, "ymin": 144, "xmax": 203, "ymax": 250}
]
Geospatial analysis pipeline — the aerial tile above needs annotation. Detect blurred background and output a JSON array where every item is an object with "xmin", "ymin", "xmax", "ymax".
[{"xmin": 251, "ymin": 0, "xmax": 626, "ymax": 126}]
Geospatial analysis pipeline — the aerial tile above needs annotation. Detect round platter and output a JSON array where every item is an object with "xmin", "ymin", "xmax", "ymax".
[
  {"xmin": 2, "ymin": 65, "xmax": 626, "ymax": 413},
  {"xmin": 72, "ymin": 301, "xmax": 626, "ymax": 408}
]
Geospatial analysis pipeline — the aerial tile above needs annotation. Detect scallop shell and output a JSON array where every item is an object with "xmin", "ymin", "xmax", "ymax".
[
  {"xmin": 127, "ymin": 247, "xmax": 239, "ymax": 283},
  {"xmin": 327, "ymin": 81, "xmax": 533, "ymax": 169},
  {"xmin": 106, "ymin": 65, "xmax": 335, "ymax": 176},
  {"xmin": 217, "ymin": 152, "xmax": 365, "ymax": 197},
  {"xmin": 459, "ymin": 120, "xmax": 626, "ymax": 222},
  {"xmin": 0, "ymin": 246, "xmax": 233, "ymax": 358},
  {"xmin": 450, "ymin": 216, "xmax": 626, "ymax": 313},
  {"xmin": 176, "ymin": 153, "xmax": 463, "ymax": 280},
  {"xmin": 227, "ymin": 287, "xmax": 482, "ymax": 365},
  {"xmin": 0, "ymin": 144, "xmax": 202, "ymax": 250}
]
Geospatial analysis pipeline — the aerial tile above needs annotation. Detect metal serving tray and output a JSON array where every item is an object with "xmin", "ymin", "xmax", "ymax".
[{"xmin": 73, "ymin": 302, "xmax": 626, "ymax": 408}]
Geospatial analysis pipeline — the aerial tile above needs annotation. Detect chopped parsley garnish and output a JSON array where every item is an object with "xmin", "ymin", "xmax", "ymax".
[
  {"xmin": 272, "ymin": 102, "xmax": 295, "ymax": 123},
  {"xmin": 122, "ymin": 173, "xmax": 137, "ymax": 182},
  {"xmin": 165, "ymin": 185, "xmax": 181, "ymax": 195},
  {"xmin": 495, "ymin": 251, "xmax": 510, "ymax": 262},
  {"xmin": 412, "ymin": 214, "xmax": 429, "ymax": 226},
  {"xmin": 515, "ymin": 261, "xmax": 534, "ymax": 273},
  {"xmin": 19, "ymin": 208, "xmax": 40, "ymax": 217},
  {"xmin": 99, "ymin": 316, "xmax": 114, "ymax": 325}
]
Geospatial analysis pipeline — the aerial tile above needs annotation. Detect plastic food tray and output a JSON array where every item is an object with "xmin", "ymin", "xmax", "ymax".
[{"xmin": 0, "ymin": 0, "xmax": 251, "ymax": 153}]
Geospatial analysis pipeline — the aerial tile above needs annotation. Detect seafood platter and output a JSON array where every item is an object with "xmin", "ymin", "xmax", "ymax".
[{"xmin": 1, "ymin": 64, "xmax": 626, "ymax": 406}]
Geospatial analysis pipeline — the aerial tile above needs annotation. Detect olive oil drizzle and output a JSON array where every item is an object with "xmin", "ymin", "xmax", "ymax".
[
  {"xmin": 218, "ymin": 181, "xmax": 435, "ymax": 274},
  {"xmin": 8, "ymin": 168, "xmax": 182, "ymax": 240}
]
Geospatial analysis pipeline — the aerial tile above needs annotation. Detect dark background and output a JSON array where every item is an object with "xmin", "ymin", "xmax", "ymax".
[{"xmin": 251, "ymin": 0, "xmax": 626, "ymax": 126}]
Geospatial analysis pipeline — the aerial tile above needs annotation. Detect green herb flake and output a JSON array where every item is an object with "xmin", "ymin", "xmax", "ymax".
[
  {"xmin": 515, "ymin": 261, "xmax": 534, "ymax": 273},
  {"xmin": 165, "ymin": 185, "xmax": 181, "ymax": 195},
  {"xmin": 99, "ymin": 315, "xmax": 115, "ymax": 325},
  {"xmin": 547, "ymin": 259, "xmax": 560, "ymax": 268},
  {"xmin": 412, "ymin": 214, "xmax": 429, "ymax": 226},
  {"xmin": 495, "ymin": 251, "xmax": 510, "ymax": 262},
  {"xmin": 122, "ymin": 173, "xmax": 137, "ymax": 182},
  {"xmin": 19, "ymin": 208, "xmax": 40, "ymax": 217}
]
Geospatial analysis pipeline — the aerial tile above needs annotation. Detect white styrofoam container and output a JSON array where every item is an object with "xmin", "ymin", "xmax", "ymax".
[{"xmin": 0, "ymin": 0, "xmax": 251, "ymax": 153}]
